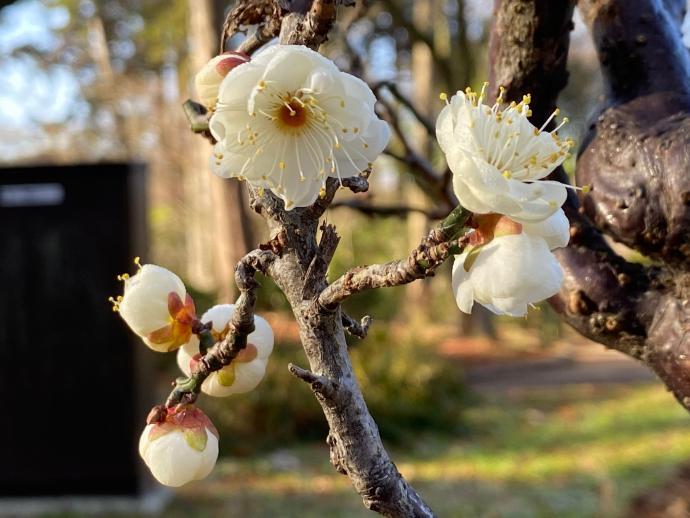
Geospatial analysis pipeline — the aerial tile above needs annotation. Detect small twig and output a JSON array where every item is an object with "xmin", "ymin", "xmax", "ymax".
[
  {"xmin": 342, "ymin": 313, "xmax": 372, "ymax": 339},
  {"xmin": 318, "ymin": 205, "xmax": 472, "ymax": 309},
  {"xmin": 288, "ymin": 363, "xmax": 338, "ymax": 399},
  {"xmin": 182, "ymin": 100, "xmax": 213, "ymax": 141},
  {"xmin": 220, "ymin": 0, "xmax": 276, "ymax": 52},
  {"xmin": 303, "ymin": 222, "xmax": 341, "ymax": 299},
  {"xmin": 163, "ymin": 249, "xmax": 276, "ymax": 407},
  {"xmin": 340, "ymin": 173, "xmax": 370, "ymax": 193},
  {"xmin": 330, "ymin": 199, "xmax": 449, "ymax": 219},
  {"xmin": 372, "ymin": 81, "xmax": 435, "ymax": 137}
]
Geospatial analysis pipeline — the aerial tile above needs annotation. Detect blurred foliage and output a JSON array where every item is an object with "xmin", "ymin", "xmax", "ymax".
[
  {"xmin": 196, "ymin": 326, "xmax": 468, "ymax": 456},
  {"xmin": 351, "ymin": 327, "xmax": 469, "ymax": 442},
  {"xmin": 96, "ymin": 383, "xmax": 690, "ymax": 518}
]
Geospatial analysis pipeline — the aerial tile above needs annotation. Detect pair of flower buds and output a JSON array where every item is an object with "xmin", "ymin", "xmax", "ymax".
[
  {"xmin": 113, "ymin": 263, "xmax": 274, "ymax": 486},
  {"xmin": 199, "ymin": 45, "xmax": 577, "ymax": 317}
]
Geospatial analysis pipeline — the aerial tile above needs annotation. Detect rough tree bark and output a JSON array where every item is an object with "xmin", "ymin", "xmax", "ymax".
[{"xmin": 488, "ymin": 0, "xmax": 690, "ymax": 409}]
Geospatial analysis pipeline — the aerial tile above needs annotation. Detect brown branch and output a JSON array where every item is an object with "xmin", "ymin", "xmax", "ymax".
[
  {"xmin": 330, "ymin": 199, "xmax": 449, "ymax": 219},
  {"xmin": 376, "ymin": 96, "xmax": 455, "ymax": 206},
  {"xmin": 228, "ymin": 7, "xmax": 439, "ymax": 514},
  {"xmin": 319, "ymin": 206, "xmax": 472, "ymax": 309},
  {"xmin": 164, "ymin": 249, "xmax": 276, "ymax": 407},
  {"xmin": 341, "ymin": 313, "xmax": 372, "ymax": 339},
  {"xmin": 220, "ymin": 0, "xmax": 276, "ymax": 52},
  {"xmin": 279, "ymin": 0, "xmax": 347, "ymax": 49},
  {"xmin": 372, "ymin": 81, "xmax": 435, "ymax": 137}
]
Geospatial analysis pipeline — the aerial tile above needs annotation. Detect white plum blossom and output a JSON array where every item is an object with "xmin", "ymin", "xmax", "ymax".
[
  {"xmin": 521, "ymin": 208, "xmax": 570, "ymax": 250},
  {"xmin": 139, "ymin": 405, "xmax": 219, "ymax": 487},
  {"xmin": 452, "ymin": 213, "xmax": 569, "ymax": 317},
  {"xmin": 437, "ymin": 85, "xmax": 574, "ymax": 223},
  {"xmin": 194, "ymin": 51, "xmax": 250, "ymax": 110},
  {"xmin": 111, "ymin": 261, "xmax": 197, "ymax": 353},
  {"xmin": 177, "ymin": 304, "xmax": 274, "ymax": 397},
  {"xmin": 208, "ymin": 44, "xmax": 390, "ymax": 209}
]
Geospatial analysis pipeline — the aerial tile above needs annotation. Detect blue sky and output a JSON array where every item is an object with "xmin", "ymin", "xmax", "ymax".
[{"xmin": 0, "ymin": 0, "xmax": 79, "ymax": 128}]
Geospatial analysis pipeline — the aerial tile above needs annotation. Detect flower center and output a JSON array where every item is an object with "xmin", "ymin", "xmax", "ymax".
[{"xmin": 277, "ymin": 99, "xmax": 308, "ymax": 129}]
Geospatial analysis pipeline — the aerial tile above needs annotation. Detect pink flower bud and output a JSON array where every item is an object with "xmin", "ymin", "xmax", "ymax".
[
  {"xmin": 195, "ymin": 51, "xmax": 250, "ymax": 109},
  {"xmin": 138, "ymin": 405, "xmax": 219, "ymax": 487}
]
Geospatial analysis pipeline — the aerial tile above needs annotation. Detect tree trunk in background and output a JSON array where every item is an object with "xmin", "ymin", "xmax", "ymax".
[
  {"xmin": 403, "ymin": 0, "xmax": 434, "ymax": 322},
  {"xmin": 186, "ymin": 0, "xmax": 253, "ymax": 300}
]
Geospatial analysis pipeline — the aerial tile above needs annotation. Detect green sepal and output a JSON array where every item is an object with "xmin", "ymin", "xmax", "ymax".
[{"xmin": 183, "ymin": 427, "xmax": 208, "ymax": 452}]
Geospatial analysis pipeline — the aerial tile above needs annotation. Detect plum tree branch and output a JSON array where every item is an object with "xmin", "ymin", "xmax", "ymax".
[
  {"xmin": 319, "ymin": 205, "xmax": 471, "ymax": 309},
  {"xmin": 163, "ymin": 249, "xmax": 276, "ymax": 407}
]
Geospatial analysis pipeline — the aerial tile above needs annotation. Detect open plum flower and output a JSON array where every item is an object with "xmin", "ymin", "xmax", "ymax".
[
  {"xmin": 177, "ymin": 304, "xmax": 274, "ymax": 397},
  {"xmin": 437, "ymin": 85, "xmax": 573, "ymax": 223},
  {"xmin": 208, "ymin": 44, "xmax": 390, "ymax": 209},
  {"xmin": 139, "ymin": 405, "xmax": 219, "ymax": 487},
  {"xmin": 113, "ymin": 262, "xmax": 197, "ymax": 353},
  {"xmin": 452, "ymin": 210, "xmax": 569, "ymax": 317}
]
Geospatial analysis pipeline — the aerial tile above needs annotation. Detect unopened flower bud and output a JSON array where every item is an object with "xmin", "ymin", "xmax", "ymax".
[
  {"xmin": 177, "ymin": 304, "xmax": 274, "ymax": 397},
  {"xmin": 138, "ymin": 405, "xmax": 219, "ymax": 487},
  {"xmin": 115, "ymin": 262, "xmax": 197, "ymax": 352},
  {"xmin": 195, "ymin": 51, "xmax": 250, "ymax": 109}
]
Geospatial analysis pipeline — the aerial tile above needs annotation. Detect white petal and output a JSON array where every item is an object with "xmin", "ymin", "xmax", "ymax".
[
  {"xmin": 451, "ymin": 256, "xmax": 475, "ymax": 314},
  {"xmin": 452, "ymin": 234, "xmax": 564, "ymax": 317},
  {"xmin": 118, "ymin": 264, "xmax": 186, "ymax": 339},
  {"xmin": 522, "ymin": 209, "xmax": 570, "ymax": 249},
  {"xmin": 140, "ymin": 430, "xmax": 208, "ymax": 487}
]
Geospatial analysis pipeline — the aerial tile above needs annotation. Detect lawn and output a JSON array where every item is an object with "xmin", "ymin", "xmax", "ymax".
[{"xmin": 160, "ymin": 382, "xmax": 690, "ymax": 518}]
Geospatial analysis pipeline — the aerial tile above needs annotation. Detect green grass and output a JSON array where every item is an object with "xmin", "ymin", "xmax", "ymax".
[
  {"xmin": 160, "ymin": 383, "xmax": 690, "ymax": 518},
  {"xmin": 47, "ymin": 383, "xmax": 690, "ymax": 517}
]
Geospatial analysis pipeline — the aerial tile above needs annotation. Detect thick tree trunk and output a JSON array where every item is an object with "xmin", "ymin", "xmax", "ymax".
[{"xmin": 488, "ymin": 0, "xmax": 690, "ymax": 410}]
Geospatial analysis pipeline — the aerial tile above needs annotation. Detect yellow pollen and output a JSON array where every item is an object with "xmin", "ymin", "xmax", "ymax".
[
  {"xmin": 502, "ymin": 170, "xmax": 512, "ymax": 179},
  {"xmin": 439, "ymin": 92, "xmax": 448, "ymax": 102},
  {"xmin": 133, "ymin": 256, "xmax": 141, "ymax": 269},
  {"xmin": 117, "ymin": 273, "xmax": 130, "ymax": 281},
  {"xmin": 319, "ymin": 186, "xmax": 327, "ymax": 199},
  {"xmin": 278, "ymin": 161, "xmax": 286, "ymax": 169},
  {"xmin": 582, "ymin": 185, "xmax": 591, "ymax": 194}
]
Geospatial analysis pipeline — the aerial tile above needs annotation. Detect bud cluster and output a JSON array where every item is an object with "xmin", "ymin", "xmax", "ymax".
[{"xmin": 110, "ymin": 259, "xmax": 274, "ymax": 487}]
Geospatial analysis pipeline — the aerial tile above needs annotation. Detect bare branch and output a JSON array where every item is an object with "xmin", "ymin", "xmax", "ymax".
[
  {"xmin": 376, "ymin": 97, "xmax": 454, "ymax": 205},
  {"xmin": 372, "ymin": 81, "xmax": 435, "ymax": 137},
  {"xmin": 303, "ymin": 222, "xmax": 341, "ymax": 299},
  {"xmin": 220, "ymin": 0, "xmax": 276, "ymax": 52},
  {"xmin": 288, "ymin": 363, "xmax": 338, "ymax": 399},
  {"xmin": 342, "ymin": 313, "xmax": 372, "ymax": 339},
  {"xmin": 319, "ymin": 206, "xmax": 471, "ymax": 309},
  {"xmin": 330, "ymin": 199, "xmax": 449, "ymax": 219},
  {"xmin": 164, "ymin": 249, "xmax": 276, "ymax": 407}
]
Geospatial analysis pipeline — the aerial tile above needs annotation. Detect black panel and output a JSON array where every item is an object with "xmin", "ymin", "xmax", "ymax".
[{"xmin": 0, "ymin": 163, "xmax": 145, "ymax": 496}]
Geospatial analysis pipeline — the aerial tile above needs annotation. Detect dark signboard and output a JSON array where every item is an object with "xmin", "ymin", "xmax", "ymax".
[{"xmin": 0, "ymin": 163, "xmax": 149, "ymax": 496}]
